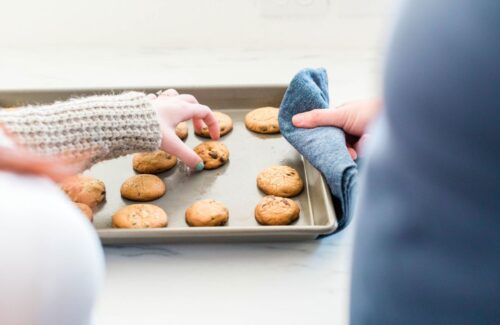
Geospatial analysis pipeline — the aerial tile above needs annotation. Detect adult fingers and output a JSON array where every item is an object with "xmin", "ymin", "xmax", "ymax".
[
  {"xmin": 347, "ymin": 146, "xmax": 358, "ymax": 161},
  {"xmin": 160, "ymin": 129, "xmax": 203, "ymax": 169}
]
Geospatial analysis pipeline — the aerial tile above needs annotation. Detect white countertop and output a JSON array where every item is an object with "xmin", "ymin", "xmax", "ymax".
[
  {"xmin": 0, "ymin": 47, "xmax": 381, "ymax": 325},
  {"xmin": 0, "ymin": 48, "xmax": 381, "ymax": 103}
]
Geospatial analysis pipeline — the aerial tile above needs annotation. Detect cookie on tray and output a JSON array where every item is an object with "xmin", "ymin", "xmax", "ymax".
[
  {"xmin": 120, "ymin": 174, "xmax": 166, "ymax": 201},
  {"xmin": 255, "ymin": 195, "xmax": 300, "ymax": 225},
  {"xmin": 195, "ymin": 111, "xmax": 233, "ymax": 138},
  {"xmin": 193, "ymin": 141, "xmax": 229, "ymax": 170},
  {"xmin": 175, "ymin": 122, "xmax": 188, "ymax": 140},
  {"xmin": 132, "ymin": 150, "xmax": 177, "ymax": 174},
  {"xmin": 75, "ymin": 203, "xmax": 93, "ymax": 221},
  {"xmin": 245, "ymin": 107, "xmax": 280, "ymax": 134},
  {"xmin": 112, "ymin": 204, "xmax": 168, "ymax": 228},
  {"xmin": 59, "ymin": 174, "xmax": 106, "ymax": 209},
  {"xmin": 256, "ymin": 165, "xmax": 303, "ymax": 197},
  {"xmin": 185, "ymin": 199, "xmax": 229, "ymax": 227}
]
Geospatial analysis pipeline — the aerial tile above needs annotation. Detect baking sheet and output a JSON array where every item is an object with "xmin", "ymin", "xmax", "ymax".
[{"xmin": 0, "ymin": 86, "xmax": 337, "ymax": 243}]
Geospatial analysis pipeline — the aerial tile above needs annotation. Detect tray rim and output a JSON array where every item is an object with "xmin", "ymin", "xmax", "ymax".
[{"xmin": 94, "ymin": 156, "xmax": 337, "ymax": 241}]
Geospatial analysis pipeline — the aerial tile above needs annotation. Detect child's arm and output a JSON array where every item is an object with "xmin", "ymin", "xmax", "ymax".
[{"xmin": 0, "ymin": 91, "xmax": 219, "ymax": 169}]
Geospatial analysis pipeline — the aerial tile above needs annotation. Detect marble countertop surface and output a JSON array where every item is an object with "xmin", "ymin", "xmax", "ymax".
[{"xmin": 0, "ymin": 47, "xmax": 381, "ymax": 325}]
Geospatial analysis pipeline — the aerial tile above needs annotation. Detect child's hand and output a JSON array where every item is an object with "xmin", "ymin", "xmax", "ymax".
[
  {"xmin": 149, "ymin": 89, "xmax": 220, "ymax": 170},
  {"xmin": 292, "ymin": 99, "xmax": 382, "ymax": 160}
]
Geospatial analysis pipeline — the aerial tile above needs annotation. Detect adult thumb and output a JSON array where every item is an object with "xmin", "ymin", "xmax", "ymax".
[{"xmin": 292, "ymin": 108, "xmax": 350, "ymax": 130}]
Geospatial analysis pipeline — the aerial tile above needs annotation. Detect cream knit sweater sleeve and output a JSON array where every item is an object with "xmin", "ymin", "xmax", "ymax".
[{"xmin": 0, "ymin": 91, "xmax": 162, "ymax": 164}]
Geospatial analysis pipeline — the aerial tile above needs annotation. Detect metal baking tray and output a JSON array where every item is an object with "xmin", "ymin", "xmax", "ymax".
[{"xmin": 0, "ymin": 86, "xmax": 337, "ymax": 243}]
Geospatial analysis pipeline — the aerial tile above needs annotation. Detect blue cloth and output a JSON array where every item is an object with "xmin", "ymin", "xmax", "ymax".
[
  {"xmin": 278, "ymin": 68, "xmax": 357, "ymax": 232},
  {"xmin": 350, "ymin": 1, "xmax": 500, "ymax": 324}
]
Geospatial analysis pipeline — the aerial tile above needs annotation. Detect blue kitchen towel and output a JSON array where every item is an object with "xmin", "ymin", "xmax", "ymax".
[{"xmin": 278, "ymin": 68, "xmax": 358, "ymax": 233}]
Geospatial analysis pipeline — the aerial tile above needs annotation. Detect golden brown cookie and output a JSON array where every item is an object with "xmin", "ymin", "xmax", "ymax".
[
  {"xmin": 60, "ymin": 174, "xmax": 106, "ymax": 209},
  {"xmin": 185, "ymin": 199, "xmax": 229, "ymax": 227},
  {"xmin": 193, "ymin": 141, "xmax": 229, "ymax": 170},
  {"xmin": 76, "ymin": 203, "xmax": 93, "ymax": 221},
  {"xmin": 255, "ymin": 195, "xmax": 300, "ymax": 225},
  {"xmin": 195, "ymin": 111, "xmax": 233, "ymax": 137},
  {"xmin": 112, "ymin": 204, "xmax": 168, "ymax": 228},
  {"xmin": 132, "ymin": 150, "xmax": 177, "ymax": 174},
  {"xmin": 120, "ymin": 174, "xmax": 166, "ymax": 201},
  {"xmin": 256, "ymin": 166, "xmax": 304, "ymax": 197},
  {"xmin": 175, "ymin": 122, "xmax": 188, "ymax": 140},
  {"xmin": 245, "ymin": 107, "xmax": 280, "ymax": 134}
]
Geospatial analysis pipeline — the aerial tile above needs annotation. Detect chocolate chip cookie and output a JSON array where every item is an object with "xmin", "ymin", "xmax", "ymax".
[
  {"xmin": 59, "ymin": 174, "xmax": 106, "ymax": 209},
  {"xmin": 193, "ymin": 141, "xmax": 229, "ymax": 169},
  {"xmin": 256, "ymin": 166, "xmax": 303, "ymax": 197},
  {"xmin": 245, "ymin": 107, "xmax": 280, "ymax": 134},
  {"xmin": 195, "ymin": 111, "xmax": 233, "ymax": 137},
  {"xmin": 120, "ymin": 174, "xmax": 166, "ymax": 201},
  {"xmin": 112, "ymin": 204, "xmax": 168, "ymax": 228},
  {"xmin": 132, "ymin": 150, "xmax": 177, "ymax": 174},
  {"xmin": 255, "ymin": 195, "xmax": 300, "ymax": 225},
  {"xmin": 185, "ymin": 199, "xmax": 229, "ymax": 227}
]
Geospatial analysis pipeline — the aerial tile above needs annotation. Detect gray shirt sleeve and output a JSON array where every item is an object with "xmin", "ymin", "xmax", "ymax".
[{"xmin": 350, "ymin": 1, "xmax": 500, "ymax": 324}]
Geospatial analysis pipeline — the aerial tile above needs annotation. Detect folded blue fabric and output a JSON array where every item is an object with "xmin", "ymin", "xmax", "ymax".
[{"xmin": 278, "ymin": 68, "xmax": 358, "ymax": 233}]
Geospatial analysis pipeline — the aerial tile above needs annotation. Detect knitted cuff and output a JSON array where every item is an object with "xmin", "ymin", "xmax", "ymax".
[{"xmin": 0, "ymin": 92, "xmax": 162, "ymax": 165}]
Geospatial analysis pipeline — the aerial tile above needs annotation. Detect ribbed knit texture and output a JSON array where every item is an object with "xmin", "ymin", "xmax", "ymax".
[{"xmin": 0, "ymin": 92, "xmax": 162, "ymax": 165}]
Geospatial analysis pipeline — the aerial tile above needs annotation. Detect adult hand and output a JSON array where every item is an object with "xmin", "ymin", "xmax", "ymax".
[
  {"xmin": 149, "ymin": 89, "xmax": 220, "ymax": 170},
  {"xmin": 292, "ymin": 99, "xmax": 382, "ymax": 160}
]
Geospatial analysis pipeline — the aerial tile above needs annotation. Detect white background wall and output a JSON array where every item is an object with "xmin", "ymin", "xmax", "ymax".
[{"xmin": 0, "ymin": 0, "xmax": 398, "ymax": 50}]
